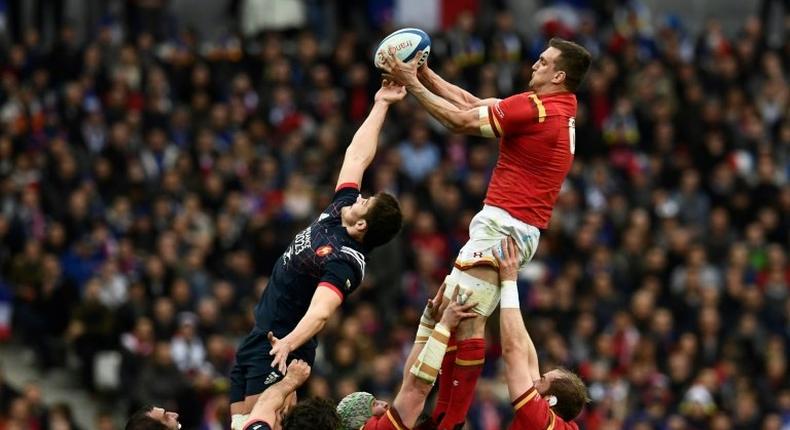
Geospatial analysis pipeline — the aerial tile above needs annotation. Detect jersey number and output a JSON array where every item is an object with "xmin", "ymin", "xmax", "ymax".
[{"xmin": 568, "ymin": 117, "xmax": 576, "ymax": 154}]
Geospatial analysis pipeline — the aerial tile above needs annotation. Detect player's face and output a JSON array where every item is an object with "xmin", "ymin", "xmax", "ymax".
[
  {"xmin": 534, "ymin": 369, "xmax": 563, "ymax": 395},
  {"xmin": 529, "ymin": 47, "xmax": 563, "ymax": 90},
  {"xmin": 371, "ymin": 399, "xmax": 389, "ymax": 417},
  {"xmin": 349, "ymin": 194, "xmax": 375, "ymax": 221},
  {"xmin": 147, "ymin": 406, "xmax": 181, "ymax": 429}
]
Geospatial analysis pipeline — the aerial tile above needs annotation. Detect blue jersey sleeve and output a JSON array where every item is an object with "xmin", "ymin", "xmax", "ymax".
[
  {"xmin": 322, "ymin": 184, "xmax": 359, "ymax": 219},
  {"xmin": 319, "ymin": 259, "xmax": 362, "ymax": 300}
]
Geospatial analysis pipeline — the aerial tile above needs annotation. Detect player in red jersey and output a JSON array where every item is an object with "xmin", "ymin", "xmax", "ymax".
[
  {"xmin": 382, "ymin": 38, "xmax": 591, "ymax": 428},
  {"xmin": 336, "ymin": 286, "xmax": 479, "ymax": 430},
  {"xmin": 496, "ymin": 238, "xmax": 588, "ymax": 429}
]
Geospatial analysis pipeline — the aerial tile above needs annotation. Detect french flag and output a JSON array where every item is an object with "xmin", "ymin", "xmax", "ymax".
[{"xmin": 373, "ymin": 0, "xmax": 479, "ymax": 32}]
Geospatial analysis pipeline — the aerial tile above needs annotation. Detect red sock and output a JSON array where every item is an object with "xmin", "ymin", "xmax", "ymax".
[
  {"xmin": 438, "ymin": 338, "xmax": 485, "ymax": 430},
  {"xmin": 431, "ymin": 335, "xmax": 457, "ymax": 422}
]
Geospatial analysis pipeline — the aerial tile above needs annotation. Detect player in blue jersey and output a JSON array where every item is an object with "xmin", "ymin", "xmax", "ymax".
[{"xmin": 230, "ymin": 81, "xmax": 406, "ymax": 428}]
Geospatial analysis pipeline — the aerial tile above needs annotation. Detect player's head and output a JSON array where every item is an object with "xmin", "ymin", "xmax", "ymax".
[
  {"xmin": 343, "ymin": 192, "xmax": 402, "ymax": 249},
  {"xmin": 336, "ymin": 391, "xmax": 389, "ymax": 429},
  {"xmin": 534, "ymin": 368, "xmax": 588, "ymax": 421},
  {"xmin": 282, "ymin": 397, "xmax": 341, "ymax": 430},
  {"xmin": 125, "ymin": 405, "xmax": 180, "ymax": 430},
  {"xmin": 529, "ymin": 38, "xmax": 591, "ymax": 93}
]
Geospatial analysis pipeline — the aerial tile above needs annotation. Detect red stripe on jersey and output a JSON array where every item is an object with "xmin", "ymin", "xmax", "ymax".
[
  {"xmin": 317, "ymin": 282, "xmax": 344, "ymax": 301},
  {"xmin": 335, "ymin": 182, "xmax": 359, "ymax": 191}
]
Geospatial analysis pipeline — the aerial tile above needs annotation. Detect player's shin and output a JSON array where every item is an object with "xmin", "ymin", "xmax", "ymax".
[
  {"xmin": 431, "ymin": 334, "xmax": 457, "ymax": 422},
  {"xmin": 437, "ymin": 337, "xmax": 485, "ymax": 430}
]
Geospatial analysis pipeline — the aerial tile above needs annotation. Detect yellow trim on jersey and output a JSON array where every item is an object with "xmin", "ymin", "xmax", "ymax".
[
  {"xmin": 528, "ymin": 94, "xmax": 546, "ymax": 123},
  {"xmin": 454, "ymin": 257, "xmax": 500, "ymax": 270},
  {"xmin": 514, "ymin": 389, "xmax": 539, "ymax": 411},
  {"xmin": 478, "ymin": 106, "xmax": 495, "ymax": 138},
  {"xmin": 455, "ymin": 358, "xmax": 485, "ymax": 366},
  {"xmin": 386, "ymin": 409, "xmax": 405, "ymax": 430},
  {"xmin": 447, "ymin": 346, "xmax": 458, "ymax": 352},
  {"xmin": 491, "ymin": 108, "xmax": 504, "ymax": 136},
  {"xmin": 546, "ymin": 410, "xmax": 557, "ymax": 430}
]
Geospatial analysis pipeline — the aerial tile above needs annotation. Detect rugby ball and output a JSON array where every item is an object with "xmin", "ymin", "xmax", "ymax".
[{"xmin": 374, "ymin": 28, "xmax": 431, "ymax": 69}]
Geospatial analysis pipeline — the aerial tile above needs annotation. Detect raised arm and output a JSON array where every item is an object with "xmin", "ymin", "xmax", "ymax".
[
  {"xmin": 381, "ymin": 52, "xmax": 491, "ymax": 136},
  {"xmin": 496, "ymin": 238, "xmax": 541, "ymax": 402},
  {"xmin": 418, "ymin": 65, "xmax": 499, "ymax": 110},
  {"xmin": 391, "ymin": 286, "xmax": 477, "ymax": 427},
  {"xmin": 335, "ymin": 81, "xmax": 406, "ymax": 189},
  {"xmin": 244, "ymin": 360, "xmax": 311, "ymax": 430},
  {"xmin": 268, "ymin": 286, "xmax": 342, "ymax": 373}
]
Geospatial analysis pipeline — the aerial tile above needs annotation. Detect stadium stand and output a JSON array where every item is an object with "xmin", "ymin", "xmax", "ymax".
[{"xmin": 0, "ymin": 1, "xmax": 787, "ymax": 429}]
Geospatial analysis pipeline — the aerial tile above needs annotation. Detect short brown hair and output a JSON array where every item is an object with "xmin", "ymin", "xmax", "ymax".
[
  {"xmin": 283, "ymin": 398, "xmax": 341, "ymax": 430},
  {"xmin": 125, "ymin": 406, "xmax": 168, "ymax": 430},
  {"xmin": 548, "ymin": 38, "xmax": 592, "ymax": 92},
  {"xmin": 361, "ymin": 192, "xmax": 402, "ymax": 249},
  {"xmin": 546, "ymin": 368, "xmax": 589, "ymax": 421}
]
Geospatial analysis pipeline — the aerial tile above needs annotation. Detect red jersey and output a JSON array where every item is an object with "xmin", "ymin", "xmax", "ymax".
[
  {"xmin": 480, "ymin": 91, "xmax": 577, "ymax": 229},
  {"xmin": 361, "ymin": 407, "xmax": 409, "ymax": 430},
  {"xmin": 509, "ymin": 388, "xmax": 578, "ymax": 430}
]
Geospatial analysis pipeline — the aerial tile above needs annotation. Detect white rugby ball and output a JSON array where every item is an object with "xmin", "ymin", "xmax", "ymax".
[{"xmin": 374, "ymin": 28, "xmax": 431, "ymax": 69}]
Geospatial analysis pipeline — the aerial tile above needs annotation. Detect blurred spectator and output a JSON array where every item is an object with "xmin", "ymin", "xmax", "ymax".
[{"xmin": 0, "ymin": 2, "xmax": 787, "ymax": 429}]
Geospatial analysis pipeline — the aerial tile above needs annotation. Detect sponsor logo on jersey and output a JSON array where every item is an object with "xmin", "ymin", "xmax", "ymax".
[{"xmin": 316, "ymin": 245, "xmax": 333, "ymax": 257}]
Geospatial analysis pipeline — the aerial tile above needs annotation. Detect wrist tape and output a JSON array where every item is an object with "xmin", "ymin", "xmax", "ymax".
[
  {"xmin": 410, "ymin": 323, "xmax": 450, "ymax": 385},
  {"xmin": 415, "ymin": 313, "xmax": 436, "ymax": 344},
  {"xmin": 500, "ymin": 280, "xmax": 520, "ymax": 309}
]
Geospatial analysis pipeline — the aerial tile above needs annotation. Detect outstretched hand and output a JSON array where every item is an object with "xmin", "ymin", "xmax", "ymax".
[
  {"xmin": 268, "ymin": 331, "xmax": 292, "ymax": 374},
  {"xmin": 374, "ymin": 79, "xmax": 407, "ymax": 104},
  {"xmin": 380, "ymin": 47, "xmax": 422, "ymax": 86}
]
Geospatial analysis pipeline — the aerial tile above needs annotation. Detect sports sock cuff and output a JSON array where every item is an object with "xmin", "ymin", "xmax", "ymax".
[{"xmin": 455, "ymin": 338, "xmax": 485, "ymax": 366}]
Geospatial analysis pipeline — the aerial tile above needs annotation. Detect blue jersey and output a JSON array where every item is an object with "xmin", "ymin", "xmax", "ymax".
[{"xmin": 253, "ymin": 184, "xmax": 366, "ymax": 360}]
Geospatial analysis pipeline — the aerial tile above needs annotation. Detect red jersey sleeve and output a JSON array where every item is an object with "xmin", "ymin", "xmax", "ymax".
[
  {"xmin": 361, "ymin": 407, "xmax": 408, "ymax": 430},
  {"xmin": 482, "ymin": 93, "xmax": 545, "ymax": 138},
  {"xmin": 509, "ymin": 388, "xmax": 578, "ymax": 430}
]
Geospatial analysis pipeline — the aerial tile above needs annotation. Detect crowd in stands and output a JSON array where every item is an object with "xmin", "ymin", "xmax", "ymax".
[{"xmin": 0, "ymin": 0, "xmax": 787, "ymax": 429}]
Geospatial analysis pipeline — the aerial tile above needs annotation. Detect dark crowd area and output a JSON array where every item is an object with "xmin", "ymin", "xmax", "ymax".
[{"xmin": 0, "ymin": 0, "xmax": 787, "ymax": 429}]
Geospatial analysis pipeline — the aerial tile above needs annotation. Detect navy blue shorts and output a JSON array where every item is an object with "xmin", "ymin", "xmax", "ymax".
[{"xmin": 229, "ymin": 328, "xmax": 315, "ymax": 403}]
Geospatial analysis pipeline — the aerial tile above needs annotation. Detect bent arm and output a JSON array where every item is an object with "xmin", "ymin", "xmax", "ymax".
[
  {"xmin": 280, "ymin": 286, "xmax": 342, "ymax": 351},
  {"xmin": 335, "ymin": 101, "xmax": 390, "ymax": 189},
  {"xmin": 418, "ymin": 67, "xmax": 498, "ymax": 110},
  {"xmin": 500, "ymin": 307, "xmax": 541, "ymax": 401}
]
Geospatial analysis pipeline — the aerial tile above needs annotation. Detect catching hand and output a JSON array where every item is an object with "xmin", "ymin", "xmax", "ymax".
[{"xmin": 379, "ymin": 47, "xmax": 421, "ymax": 86}]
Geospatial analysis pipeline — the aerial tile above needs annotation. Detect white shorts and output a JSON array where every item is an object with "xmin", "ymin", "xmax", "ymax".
[{"xmin": 444, "ymin": 205, "xmax": 541, "ymax": 316}]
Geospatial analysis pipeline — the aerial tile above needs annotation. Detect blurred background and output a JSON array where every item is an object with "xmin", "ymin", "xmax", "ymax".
[{"xmin": 0, "ymin": 0, "xmax": 787, "ymax": 429}]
